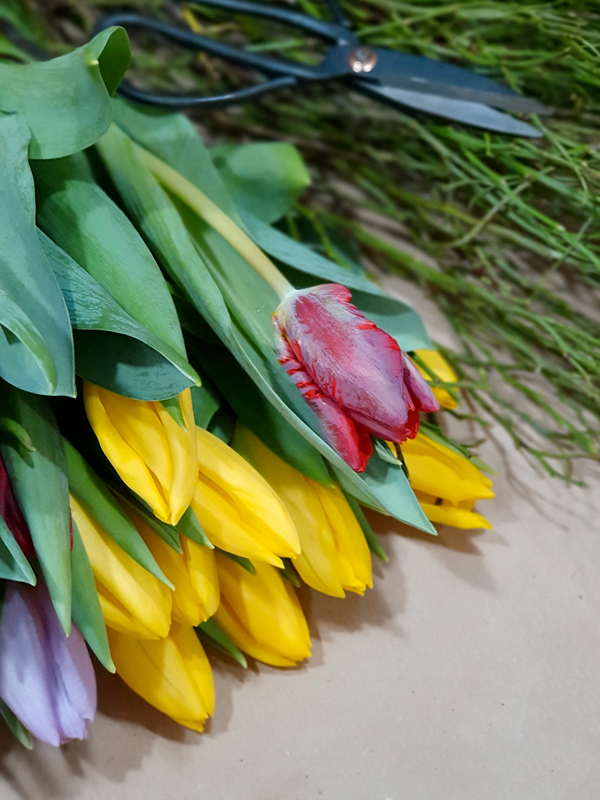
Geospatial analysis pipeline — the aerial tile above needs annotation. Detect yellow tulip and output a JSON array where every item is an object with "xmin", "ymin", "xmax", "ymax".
[
  {"xmin": 129, "ymin": 510, "xmax": 220, "ymax": 627},
  {"xmin": 401, "ymin": 432, "xmax": 495, "ymax": 529},
  {"xmin": 233, "ymin": 426, "xmax": 372, "ymax": 598},
  {"xmin": 190, "ymin": 426, "xmax": 300, "ymax": 568},
  {"xmin": 214, "ymin": 551, "xmax": 311, "ymax": 668},
  {"xmin": 83, "ymin": 383, "xmax": 198, "ymax": 525},
  {"xmin": 70, "ymin": 496, "xmax": 172, "ymax": 639},
  {"xmin": 108, "ymin": 623, "xmax": 214, "ymax": 732},
  {"xmin": 414, "ymin": 348, "xmax": 458, "ymax": 409}
]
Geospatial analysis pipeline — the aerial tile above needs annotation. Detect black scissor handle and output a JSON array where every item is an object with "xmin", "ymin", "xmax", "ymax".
[
  {"xmin": 189, "ymin": 0, "xmax": 357, "ymax": 45},
  {"xmin": 95, "ymin": 13, "xmax": 337, "ymax": 81},
  {"xmin": 115, "ymin": 74, "xmax": 297, "ymax": 110}
]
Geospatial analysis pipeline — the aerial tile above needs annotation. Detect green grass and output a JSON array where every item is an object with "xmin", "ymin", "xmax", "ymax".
[{"xmin": 20, "ymin": 0, "xmax": 600, "ymax": 479}]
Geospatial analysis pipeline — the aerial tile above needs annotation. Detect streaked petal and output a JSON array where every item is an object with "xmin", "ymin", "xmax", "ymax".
[{"xmin": 276, "ymin": 285, "xmax": 412, "ymax": 441}]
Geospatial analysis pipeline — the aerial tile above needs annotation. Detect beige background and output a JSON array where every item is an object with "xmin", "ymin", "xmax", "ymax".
[{"xmin": 1, "ymin": 273, "xmax": 599, "ymax": 800}]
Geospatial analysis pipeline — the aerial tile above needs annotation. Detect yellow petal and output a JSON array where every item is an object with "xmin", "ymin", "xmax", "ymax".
[
  {"xmin": 313, "ymin": 482, "xmax": 372, "ymax": 594},
  {"xmin": 182, "ymin": 536, "xmax": 220, "ymax": 622},
  {"xmin": 195, "ymin": 427, "xmax": 300, "ymax": 557},
  {"xmin": 107, "ymin": 624, "xmax": 214, "ymax": 731},
  {"xmin": 414, "ymin": 349, "xmax": 458, "ymax": 409},
  {"xmin": 131, "ymin": 510, "xmax": 220, "ymax": 627},
  {"xmin": 418, "ymin": 500, "xmax": 492, "ymax": 530},
  {"xmin": 214, "ymin": 552, "xmax": 311, "ymax": 667},
  {"xmin": 83, "ymin": 382, "xmax": 170, "ymax": 522},
  {"xmin": 402, "ymin": 432, "xmax": 495, "ymax": 504},
  {"xmin": 71, "ymin": 496, "xmax": 172, "ymax": 638},
  {"xmin": 233, "ymin": 426, "xmax": 346, "ymax": 598},
  {"xmin": 154, "ymin": 389, "xmax": 198, "ymax": 525},
  {"xmin": 191, "ymin": 476, "xmax": 284, "ymax": 567}
]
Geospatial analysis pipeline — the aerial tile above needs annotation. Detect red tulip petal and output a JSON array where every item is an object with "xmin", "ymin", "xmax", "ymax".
[
  {"xmin": 0, "ymin": 456, "xmax": 35, "ymax": 558},
  {"xmin": 274, "ymin": 321, "xmax": 372, "ymax": 472},
  {"xmin": 276, "ymin": 285, "xmax": 412, "ymax": 442},
  {"xmin": 401, "ymin": 352, "xmax": 440, "ymax": 413}
]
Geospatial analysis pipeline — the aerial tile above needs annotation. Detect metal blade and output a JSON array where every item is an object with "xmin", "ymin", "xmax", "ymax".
[
  {"xmin": 360, "ymin": 84, "xmax": 543, "ymax": 137},
  {"xmin": 376, "ymin": 73, "xmax": 549, "ymax": 115}
]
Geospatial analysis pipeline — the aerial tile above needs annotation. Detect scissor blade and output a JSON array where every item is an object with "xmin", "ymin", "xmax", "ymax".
[
  {"xmin": 363, "ymin": 84, "xmax": 543, "ymax": 137},
  {"xmin": 376, "ymin": 73, "xmax": 549, "ymax": 115},
  {"xmin": 372, "ymin": 50, "xmax": 519, "ymax": 96}
]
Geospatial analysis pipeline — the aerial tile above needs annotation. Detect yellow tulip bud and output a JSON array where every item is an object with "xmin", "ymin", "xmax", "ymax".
[
  {"xmin": 414, "ymin": 349, "xmax": 458, "ymax": 409},
  {"xmin": 83, "ymin": 383, "xmax": 198, "ymax": 525},
  {"xmin": 214, "ymin": 551, "xmax": 311, "ymax": 668},
  {"xmin": 401, "ymin": 432, "xmax": 495, "ymax": 529},
  {"xmin": 190, "ymin": 426, "xmax": 300, "ymax": 568},
  {"xmin": 107, "ymin": 623, "xmax": 214, "ymax": 732},
  {"xmin": 233, "ymin": 426, "xmax": 372, "ymax": 598},
  {"xmin": 129, "ymin": 510, "xmax": 220, "ymax": 627},
  {"xmin": 70, "ymin": 496, "xmax": 172, "ymax": 639}
]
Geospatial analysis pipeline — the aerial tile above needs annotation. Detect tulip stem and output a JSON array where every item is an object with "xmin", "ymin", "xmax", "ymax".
[{"xmin": 140, "ymin": 147, "xmax": 294, "ymax": 301}]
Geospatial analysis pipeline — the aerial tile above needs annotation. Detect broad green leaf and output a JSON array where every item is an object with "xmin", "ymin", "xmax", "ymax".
[
  {"xmin": 0, "ymin": 384, "xmax": 72, "ymax": 633},
  {"xmin": 97, "ymin": 121, "xmax": 435, "ymax": 534},
  {"xmin": 63, "ymin": 438, "xmax": 173, "ymax": 588},
  {"xmin": 241, "ymin": 209, "xmax": 433, "ymax": 352},
  {"xmin": 0, "ymin": 27, "xmax": 130, "ymax": 159},
  {"xmin": 0, "ymin": 516, "xmax": 36, "ymax": 585},
  {"xmin": 212, "ymin": 141, "xmax": 310, "ymax": 224},
  {"xmin": 0, "ymin": 699, "xmax": 33, "ymax": 749},
  {"xmin": 0, "ymin": 114, "xmax": 74, "ymax": 397},
  {"xmin": 111, "ymin": 98, "xmax": 239, "ymax": 220},
  {"xmin": 32, "ymin": 152, "xmax": 190, "ymax": 372},
  {"xmin": 71, "ymin": 519, "xmax": 115, "ymax": 672},
  {"xmin": 196, "ymin": 618, "xmax": 247, "ymax": 669},
  {"xmin": 39, "ymin": 231, "xmax": 199, "ymax": 400}
]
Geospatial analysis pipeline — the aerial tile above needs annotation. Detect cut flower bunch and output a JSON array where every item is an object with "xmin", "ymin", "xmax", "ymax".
[{"xmin": 0, "ymin": 28, "xmax": 493, "ymax": 746}]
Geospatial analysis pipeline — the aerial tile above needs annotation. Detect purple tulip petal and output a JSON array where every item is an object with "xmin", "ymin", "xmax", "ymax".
[
  {"xmin": 42, "ymin": 588, "xmax": 96, "ymax": 743},
  {"xmin": 0, "ymin": 583, "xmax": 96, "ymax": 746},
  {"xmin": 0, "ymin": 584, "xmax": 61, "ymax": 746}
]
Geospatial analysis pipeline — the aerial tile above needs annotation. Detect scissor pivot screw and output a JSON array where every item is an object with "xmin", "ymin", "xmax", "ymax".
[{"xmin": 349, "ymin": 47, "xmax": 377, "ymax": 74}]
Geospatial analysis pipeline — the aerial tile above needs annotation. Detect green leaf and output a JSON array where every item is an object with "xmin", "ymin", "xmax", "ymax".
[
  {"xmin": 344, "ymin": 494, "xmax": 389, "ymax": 562},
  {"xmin": 190, "ymin": 380, "xmax": 221, "ymax": 430},
  {"xmin": 0, "ymin": 27, "xmax": 130, "ymax": 159},
  {"xmin": 32, "ymin": 151, "xmax": 192, "ymax": 379},
  {"xmin": 71, "ymin": 518, "xmax": 115, "ymax": 672},
  {"xmin": 98, "ymin": 117, "xmax": 435, "ymax": 534},
  {"xmin": 0, "ymin": 699, "xmax": 33, "ymax": 749},
  {"xmin": 0, "ymin": 114, "xmax": 75, "ymax": 397},
  {"xmin": 63, "ymin": 438, "xmax": 173, "ymax": 589},
  {"xmin": 0, "ymin": 516, "xmax": 37, "ymax": 584},
  {"xmin": 39, "ymin": 230, "xmax": 199, "ymax": 400},
  {"xmin": 216, "ymin": 549, "xmax": 256, "ymax": 575},
  {"xmin": 176, "ymin": 505, "xmax": 213, "ymax": 549},
  {"xmin": 207, "ymin": 405, "xmax": 236, "ymax": 444},
  {"xmin": 196, "ymin": 618, "xmax": 247, "ymax": 669},
  {"xmin": 241, "ymin": 209, "xmax": 433, "ymax": 352},
  {"xmin": 0, "ymin": 384, "xmax": 72, "ymax": 633},
  {"xmin": 111, "ymin": 98, "xmax": 239, "ymax": 220},
  {"xmin": 212, "ymin": 141, "xmax": 310, "ymax": 224},
  {"xmin": 116, "ymin": 492, "xmax": 182, "ymax": 553}
]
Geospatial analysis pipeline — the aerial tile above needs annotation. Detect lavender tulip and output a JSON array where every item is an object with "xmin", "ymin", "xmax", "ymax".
[{"xmin": 0, "ymin": 582, "xmax": 96, "ymax": 746}]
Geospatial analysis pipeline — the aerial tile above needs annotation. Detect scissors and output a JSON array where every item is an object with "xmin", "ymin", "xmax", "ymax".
[{"xmin": 95, "ymin": 0, "xmax": 548, "ymax": 137}]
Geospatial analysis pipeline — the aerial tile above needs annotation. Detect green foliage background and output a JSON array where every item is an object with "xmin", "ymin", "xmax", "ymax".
[{"xmin": 7, "ymin": 0, "xmax": 600, "ymax": 480}]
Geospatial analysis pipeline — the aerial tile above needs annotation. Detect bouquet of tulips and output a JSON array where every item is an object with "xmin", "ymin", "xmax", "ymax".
[{"xmin": 0, "ymin": 28, "xmax": 493, "ymax": 747}]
